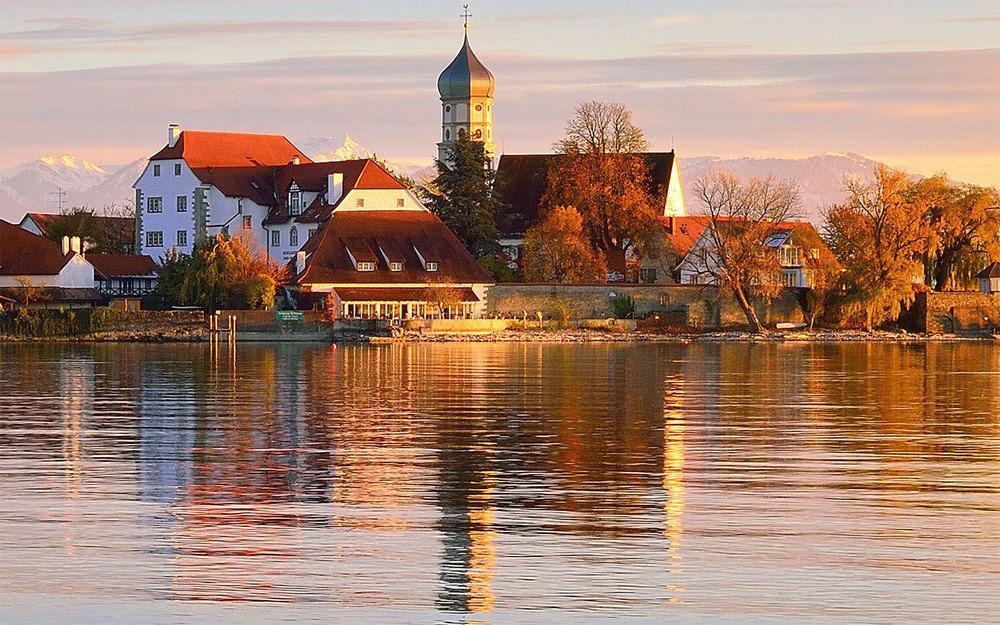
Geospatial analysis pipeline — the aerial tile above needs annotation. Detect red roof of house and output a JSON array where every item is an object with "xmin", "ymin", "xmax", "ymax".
[
  {"xmin": 87, "ymin": 254, "xmax": 158, "ymax": 279},
  {"xmin": 293, "ymin": 210, "xmax": 492, "ymax": 286},
  {"xmin": 150, "ymin": 130, "xmax": 311, "ymax": 168},
  {"xmin": 332, "ymin": 287, "xmax": 480, "ymax": 303},
  {"xmin": 663, "ymin": 216, "xmax": 711, "ymax": 258},
  {"xmin": 0, "ymin": 219, "xmax": 75, "ymax": 276}
]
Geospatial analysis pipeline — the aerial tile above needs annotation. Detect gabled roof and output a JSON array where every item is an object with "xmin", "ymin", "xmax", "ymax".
[
  {"xmin": 493, "ymin": 151, "xmax": 677, "ymax": 237},
  {"xmin": 977, "ymin": 262, "xmax": 1000, "ymax": 279},
  {"xmin": 663, "ymin": 216, "xmax": 711, "ymax": 258},
  {"xmin": 22, "ymin": 212, "xmax": 134, "ymax": 243},
  {"xmin": 264, "ymin": 159, "xmax": 407, "ymax": 225},
  {"xmin": 150, "ymin": 130, "xmax": 310, "ymax": 168},
  {"xmin": 0, "ymin": 219, "xmax": 75, "ymax": 276},
  {"xmin": 88, "ymin": 254, "xmax": 158, "ymax": 279},
  {"xmin": 293, "ymin": 210, "xmax": 492, "ymax": 286}
]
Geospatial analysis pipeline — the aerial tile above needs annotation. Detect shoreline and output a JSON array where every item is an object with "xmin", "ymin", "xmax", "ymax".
[{"xmin": 2, "ymin": 328, "xmax": 996, "ymax": 344}]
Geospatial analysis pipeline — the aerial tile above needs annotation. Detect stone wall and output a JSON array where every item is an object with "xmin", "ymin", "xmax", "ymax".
[
  {"xmin": 911, "ymin": 291, "xmax": 1000, "ymax": 334},
  {"xmin": 485, "ymin": 284, "xmax": 805, "ymax": 328}
]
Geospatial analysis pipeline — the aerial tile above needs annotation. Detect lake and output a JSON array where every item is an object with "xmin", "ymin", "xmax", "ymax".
[{"xmin": 0, "ymin": 341, "xmax": 997, "ymax": 624}]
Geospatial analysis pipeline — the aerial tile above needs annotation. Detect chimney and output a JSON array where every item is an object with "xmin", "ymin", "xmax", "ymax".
[
  {"xmin": 62, "ymin": 236, "xmax": 71, "ymax": 255},
  {"xmin": 666, "ymin": 216, "xmax": 675, "ymax": 235},
  {"xmin": 327, "ymin": 172, "xmax": 344, "ymax": 204},
  {"xmin": 69, "ymin": 236, "xmax": 82, "ymax": 255},
  {"xmin": 167, "ymin": 123, "xmax": 181, "ymax": 148},
  {"xmin": 291, "ymin": 155, "xmax": 300, "ymax": 165},
  {"xmin": 295, "ymin": 251, "xmax": 307, "ymax": 275}
]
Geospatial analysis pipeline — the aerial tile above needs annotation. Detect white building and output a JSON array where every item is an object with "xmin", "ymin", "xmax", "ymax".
[{"xmin": 0, "ymin": 220, "xmax": 99, "ymax": 307}]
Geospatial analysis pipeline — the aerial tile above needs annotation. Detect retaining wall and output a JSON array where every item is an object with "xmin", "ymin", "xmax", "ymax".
[
  {"xmin": 486, "ymin": 284, "xmax": 805, "ymax": 328},
  {"xmin": 910, "ymin": 291, "xmax": 1000, "ymax": 334}
]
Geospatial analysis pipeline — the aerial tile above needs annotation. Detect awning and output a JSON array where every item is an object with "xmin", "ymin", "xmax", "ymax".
[{"xmin": 332, "ymin": 287, "xmax": 480, "ymax": 303}]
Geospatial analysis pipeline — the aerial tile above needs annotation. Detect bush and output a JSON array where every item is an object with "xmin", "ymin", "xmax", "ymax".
[
  {"xmin": 610, "ymin": 294, "xmax": 636, "ymax": 319},
  {"xmin": 551, "ymin": 298, "xmax": 574, "ymax": 328}
]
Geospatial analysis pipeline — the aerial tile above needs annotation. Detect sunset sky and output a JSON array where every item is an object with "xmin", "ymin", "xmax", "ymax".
[{"xmin": 1, "ymin": 0, "xmax": 997, "ymax": 184}]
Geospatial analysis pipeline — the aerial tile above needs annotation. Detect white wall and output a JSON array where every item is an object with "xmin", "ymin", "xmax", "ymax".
[
  {"xmin": 134, "ymin": 159, "xmax": 200, "ymax": 259},
  {"xmin": 663, "ymin": 159, "xmax": 686, "ymax": 217},
  {"xmin": 0, "ymin": 253, "xmax": 94, "ymax": 288}
]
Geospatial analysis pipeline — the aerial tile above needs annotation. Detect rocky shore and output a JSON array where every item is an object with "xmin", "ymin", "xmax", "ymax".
[{"xmin": 398, "ymin": 328, "xmax": 998, "ymax": 343}]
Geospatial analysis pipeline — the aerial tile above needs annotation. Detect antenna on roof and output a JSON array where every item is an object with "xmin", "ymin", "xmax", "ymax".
[{"xmin": 49, "ymin": 187, "xmax": 67, "ymax": 213}]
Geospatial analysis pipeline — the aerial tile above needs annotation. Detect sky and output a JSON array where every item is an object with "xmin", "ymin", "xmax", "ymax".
[{"xmin": 1, "ymin": 0, "xmax": 998, "ymax": 185}]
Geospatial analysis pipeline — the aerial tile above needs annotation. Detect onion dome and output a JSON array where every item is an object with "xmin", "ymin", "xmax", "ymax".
[{"xmin": 437, "ymin": 31, "xmax": 495, "ymax": 99}]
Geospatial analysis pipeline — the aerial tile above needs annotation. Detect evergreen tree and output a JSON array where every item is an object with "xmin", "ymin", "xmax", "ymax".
[{"xmin": 426, "ymin": 135, "xmax": 502, "ymax": 257}]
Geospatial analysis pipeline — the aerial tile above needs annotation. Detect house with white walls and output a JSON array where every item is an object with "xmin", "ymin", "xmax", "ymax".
[
  {"xmin": 0, "ymin": 219, "xmax": 100, "ymax": 307},
  {"xmin": 133, "ymin": 125, "xmax": 310, "ymax": 259}
]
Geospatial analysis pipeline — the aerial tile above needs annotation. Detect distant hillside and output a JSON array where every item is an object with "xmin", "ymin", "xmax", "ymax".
[{"xmin": 0, "ymin": 144, "xmax": 900, "ymax": 225}]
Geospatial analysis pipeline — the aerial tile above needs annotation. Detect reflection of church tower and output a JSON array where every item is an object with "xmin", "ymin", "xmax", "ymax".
[{"xmin": 437, "ymin": 7, "xmax": 496, "ymax": 168}]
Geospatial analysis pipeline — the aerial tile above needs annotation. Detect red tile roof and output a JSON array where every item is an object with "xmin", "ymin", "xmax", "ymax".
[
  {"xmin": 150, "ymin": 130, "xmax": 310, "ymax": 168},
  {"xmin": 663, "ymin": 216, "xmax": 711, "ymax": 258},
  {"xmin": 332, "ymin": 287, "xmax": 480, "ymax": 303},
  {"xmin": 87, "ymin": 254, "xmax": 158, "ymax": 279},
  {"xmin": 293, "ymin": 210, "xmax": 492, "ymax": 286},
  {"xmin": 0, "ymin": 219, "xmax": 75, "ymax": 276}
]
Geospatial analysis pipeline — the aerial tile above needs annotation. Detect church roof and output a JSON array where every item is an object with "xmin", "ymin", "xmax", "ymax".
[
  {"xmin": 149, "ymin": 130, "xmax": 310, "ymax": 168},
  {"xmin": 493, "ymin": 152, "xmax": 678, "ymax": 237},
  {"xmin": 291, "ymin": 210, "xmax": 492, "ymax": 286},
  {"xmin": 438, "ymin": 32, "xmax": 496, "ymax": 99}
]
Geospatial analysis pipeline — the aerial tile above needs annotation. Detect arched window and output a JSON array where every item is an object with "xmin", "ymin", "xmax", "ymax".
[
  {"xmin": 445, "ymin": 105, "xmax": 451, "ymax": 113},
  {"xmin": 458, "ymin": 127, "xmax": 467, "ymax": 138},
  {"xmin": 289, "ymin": 227, "xmax": 298, "ymax": 247},
  {"xmin": 475, "ymin": 104, "xmax": 482, "ymax": 112},
  {"xmin": 445, "ymin": 129, "xmax": 451, "ymax": 140},
  {"xmin": 474, "ymin": 128, "xmax": 482, "ymax": 139}
]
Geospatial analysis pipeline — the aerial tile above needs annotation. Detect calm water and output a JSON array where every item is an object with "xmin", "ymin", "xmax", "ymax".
[{"xmin": 0, "ymin": 341, "xmax": 997, "ymax": 624}]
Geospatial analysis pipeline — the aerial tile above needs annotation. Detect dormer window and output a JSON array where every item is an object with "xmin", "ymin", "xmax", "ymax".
[
  {"xmin": 426, "ymin": 262, "xmax": 439, "ymax": 272},
  {"xmin": 356, "ymin": 261, "xmax": 376, "ymax": 272},
  {"xmin": 389, "ymin": 261, "xmax": 403, "ymax": 272},
  {"xmin": 289, "ymin": 190, "xmax": 302, "ymax": 216}
]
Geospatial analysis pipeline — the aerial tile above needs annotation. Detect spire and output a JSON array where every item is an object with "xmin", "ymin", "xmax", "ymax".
[{"xmin": 462, "ymin": 4, "xmax": 472, "ymax": 34}]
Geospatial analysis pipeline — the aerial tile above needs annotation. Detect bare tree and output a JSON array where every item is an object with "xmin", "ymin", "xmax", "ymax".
[
  {"xmin": 688, "ymin": 172, "xmax": 801, "ymax": 332},
  {"xmin": 555, "ymin": 100, "xmax": 649, "ymax": 155}
]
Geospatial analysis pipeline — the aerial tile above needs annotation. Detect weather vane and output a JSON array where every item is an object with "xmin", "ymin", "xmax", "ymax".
[{"xmin": 462, "ymin": 4, "xmax": 472, "ymax": 30}]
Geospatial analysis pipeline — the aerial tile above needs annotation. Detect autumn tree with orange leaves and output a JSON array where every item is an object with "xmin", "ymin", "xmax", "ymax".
[
  {"xmin": 541, "ymin": 101, "xmax": 663, "ymax": 279},
  {"xmin": 823, "ymin": 165, "xmax": 935, "ymax": 330},
  {"xmin": 522, "ymin": 206, "xmax": 606, "ymax": 283}
]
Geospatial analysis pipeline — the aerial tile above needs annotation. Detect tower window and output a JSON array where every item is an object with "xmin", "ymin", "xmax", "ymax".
[
  {"xmin": 474, "ymin": 129, "xmax": 482, "ymax": 139},
  {"xmin": 445, "ymin": 105, "xmax": 451, "ymax": 113},
  {"xmin": 475, "ymin": 104, "xmax": 482, "ymax": 111},
  {"xmin": 445, "ymin": 129, "xmax": 451, "ymax": 141}
]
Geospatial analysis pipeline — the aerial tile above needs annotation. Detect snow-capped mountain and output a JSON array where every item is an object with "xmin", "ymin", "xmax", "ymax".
[
  {"xmin": 678, "ymin": 152, "xmax": 884, "ymax": 223},
  {"xmin": 0, "ymin": 143, "xmax": 905, "ymax": 225}
]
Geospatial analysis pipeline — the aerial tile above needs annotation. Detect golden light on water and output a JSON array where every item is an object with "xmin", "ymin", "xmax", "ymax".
[{"xmin": 663, "ymin": 409, "xmax": 686, "ymax": 604}]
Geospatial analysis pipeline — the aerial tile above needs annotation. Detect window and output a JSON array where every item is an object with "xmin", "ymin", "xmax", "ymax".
[
  {"xmin": 146, "ymin": 231, "xmax": 163, "ymax": 247},
  {"xmin": 475, "ymin": 104, "xmax": 482, "ymax": 112},
  {"xmin": 356, "ymin": 198, "xmax": 365, "ymax": 208},
  {"xmin": 176, "ymin": 196, "xmax": 187, "ymax": 212},
  {"xmin": 288, "ymin": 191, "xmax": 302, "ymax": 216},
  {"xmin": 639, "ymin": 268, "xmax": 658, "ymax": 283},
  {"xmin": 356, "ymin": 261, "xmax": 376, "ymax": 272},
  {"xmin": 242, "ymin": 215, "xmax": 252, "ymax": 230},
  {"xmin": 147, "ymin": 197, "xmax": 163, "ymax": 213},
  {"xmin": 174, "ymin": 163, "xmax": 181, "ymax": 176},
  {"xmin": 176, "ymin": 230, "xmax": 188, "ymax": 247},
  {"xmin": 290, "ymin": 227, "xmax": 298, "ymax": 247},
  {"xmin": 153, "ymin": 164, "xmax": 160, "ymax": 177},
  {"xmin": 426, "ymin": 262, "xmax": 439, "ymax": 272},
  {"xmin": 445, "ymin": 105, "xmax": 451, "ymax": 113},
  {"xmin": 271, "ymin": 230, "xmax": 280, "ymax": 247},
  {"xmin": 396, "ymin": 198, "xmax": 405, "ymax": 207},
  {"xmin": 474, "ymin": 129, "xmax": 482, "ymax": 139},
  {"xmin": 389, "ymin": 261, "xmax": 403, "ymax": 272},
  {"xmin": 445, "ymin": 129, "xmax": 451, "ymax": 140}
]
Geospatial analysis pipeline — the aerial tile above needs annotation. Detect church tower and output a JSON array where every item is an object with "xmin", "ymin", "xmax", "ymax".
[{"xmin": 437, "ymin": 7, "xmax": 496, "ymax": 168}]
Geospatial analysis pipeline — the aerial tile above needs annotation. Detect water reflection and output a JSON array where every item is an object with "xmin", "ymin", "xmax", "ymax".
[{"xmin": 0, "ymin": 341, "xmax": 997, "ymax": 623}]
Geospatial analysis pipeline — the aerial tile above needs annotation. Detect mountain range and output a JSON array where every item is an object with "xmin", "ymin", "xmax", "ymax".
[{"xmin": 0, "ymin": 137, "xmax": 896, "ymax": 224}]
